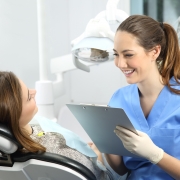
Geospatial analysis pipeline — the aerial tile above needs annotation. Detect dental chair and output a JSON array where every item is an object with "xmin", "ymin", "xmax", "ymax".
[{"xmin": 0, "ymin": 123, "xmax": 96, "ymax": 180}]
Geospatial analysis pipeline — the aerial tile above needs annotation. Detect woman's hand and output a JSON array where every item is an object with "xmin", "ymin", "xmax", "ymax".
[{"xmin": 114, "ymin": 126, "xmax": 164, "ymax": 164}]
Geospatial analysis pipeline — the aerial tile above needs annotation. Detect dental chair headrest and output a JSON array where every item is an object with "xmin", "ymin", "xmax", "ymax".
[{"xmin": 0, "ymin": 123, "xmax": 22, "ymax": 154}]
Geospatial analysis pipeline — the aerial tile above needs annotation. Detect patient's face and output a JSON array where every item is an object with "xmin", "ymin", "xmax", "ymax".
[{"xmin": 19, "ymin": 80, "xmax": 38, "ymax": 128}]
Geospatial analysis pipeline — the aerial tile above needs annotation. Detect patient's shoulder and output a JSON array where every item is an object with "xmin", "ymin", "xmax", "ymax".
[
  {"xmin": 30, "ymin": 124, "xmax": 43, "ymax": 136},
  {"xmin": 30, "ymin": 124, "xmax": 66, "ymax": 148}
]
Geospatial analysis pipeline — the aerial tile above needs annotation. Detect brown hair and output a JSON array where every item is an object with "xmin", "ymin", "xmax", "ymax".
[
  {"xmin": 117, "ymin": 15, "xmax": 180, "ymax": 94},
  {"xmin": 0, "ymin": 71, "xmax": 46, "ymax": 152}
]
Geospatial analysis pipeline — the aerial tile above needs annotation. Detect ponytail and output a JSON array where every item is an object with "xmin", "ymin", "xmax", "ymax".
[{"xmin": 160, "ymin": 23, "xmax": 180, "ymax": 94}]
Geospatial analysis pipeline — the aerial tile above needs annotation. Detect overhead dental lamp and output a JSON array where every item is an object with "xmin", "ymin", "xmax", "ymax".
[
  {"xmin": 34, "ymin": 0, "xmax": 129, "ymax": 121},
  {"xmin": 71, "ymin": 0, "xmax": 129, "ymax": 72}
]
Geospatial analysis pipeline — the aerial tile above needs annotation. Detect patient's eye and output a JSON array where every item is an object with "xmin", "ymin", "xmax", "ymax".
[
  {"xmin": 28, "ymin": 94, "xmax": 32, "ymax": 101},
  {"xmin": 27, "ymin": 89, "xmax": 32, "ymax": 101}
]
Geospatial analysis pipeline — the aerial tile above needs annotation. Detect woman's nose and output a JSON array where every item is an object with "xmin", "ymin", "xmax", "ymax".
[{"xmin": 116, "ymin": 57, "xmax": 127, "ymax": 68}]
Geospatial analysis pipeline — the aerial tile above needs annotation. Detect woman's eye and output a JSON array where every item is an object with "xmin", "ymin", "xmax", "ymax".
[
  {"xmin": 125, "ymin": 54, "xmax": 133, "ymax": 57},
  {"xmin": 113, "ymin": 53, "xmax": 118, "ymax": 57}
]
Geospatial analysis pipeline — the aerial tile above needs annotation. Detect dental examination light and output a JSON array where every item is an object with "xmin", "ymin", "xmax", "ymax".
[
  {"xmin": 71, "ymin": 0, "xmax": 129, "ymax": 72},
  {"xmin": 34, "ymin": 0, "xmax": 129, "ymax": 122}
]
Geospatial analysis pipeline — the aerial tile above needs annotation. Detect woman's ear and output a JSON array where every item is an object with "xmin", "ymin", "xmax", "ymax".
[{"xmin": 151, "ymin": 45, "xmax": 161, "ymax": 61}]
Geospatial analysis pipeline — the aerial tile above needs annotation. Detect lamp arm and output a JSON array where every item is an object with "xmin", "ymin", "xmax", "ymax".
[
  {"xmin": 53, "ymin": 75, "xmax": 65, "ymax": 99},
  {"xmin": 94, "ymin": 11, "xmax": 106, "ymax": 19},
  {"xmin": 115, "ymin": 9, "xmax": 129, "ymax": 23},
  {"xmin": 37, "ymin": 0, "xmax": 49, "ymax": 81},
  {"xmin": 94, "ymin": 1, "xmax": 128, "ymax": 24},
  {"xmin": 106, "ymin": 0, "xmax": 120, "ymax": 22},
  {"xmin": 36, "ymin": 75, "xmax": 65, "ymax": 105},
  {"xmin": 107, "ymin": 0, "xmax": 120, "ymax": 8}
]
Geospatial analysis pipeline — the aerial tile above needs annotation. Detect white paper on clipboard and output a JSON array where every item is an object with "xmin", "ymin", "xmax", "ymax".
[{"xmin": 66, "ymin": 103, "xmax": 138, "ymax": 157}]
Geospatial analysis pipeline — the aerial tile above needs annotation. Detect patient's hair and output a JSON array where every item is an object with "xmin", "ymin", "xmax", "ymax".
[
  {"xmin": 0, "ymin": 71, "xmax": 45, "ymax": 152},
  {"xmin": 117, "ymin": 15, "xmax": 180, "ymax": 94}
]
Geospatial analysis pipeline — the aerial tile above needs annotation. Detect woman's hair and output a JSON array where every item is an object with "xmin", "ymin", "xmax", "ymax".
[
  {"xmin": 117, "ymin": 15, "xmax": 180, "ymax": 94},
  {"xmin": 0, "ymin": 71, "xmax": 46, "ymax": 152}
]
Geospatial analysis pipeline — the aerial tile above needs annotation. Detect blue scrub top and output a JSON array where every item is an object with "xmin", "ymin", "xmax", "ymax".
[{"xmin": 109, "ymin": 77, "xmax": 180, "ymax": 180}]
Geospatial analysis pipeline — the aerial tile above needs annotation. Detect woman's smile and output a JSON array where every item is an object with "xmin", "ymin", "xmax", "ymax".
[{"xmin": 122, "ymin": 69, "xmax": 135, "ymax": 77}]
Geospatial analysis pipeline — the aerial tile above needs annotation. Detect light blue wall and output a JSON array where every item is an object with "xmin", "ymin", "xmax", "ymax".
[{"xmin": 130, "ymin": 0, "xmax": 143, "ymax": 15}]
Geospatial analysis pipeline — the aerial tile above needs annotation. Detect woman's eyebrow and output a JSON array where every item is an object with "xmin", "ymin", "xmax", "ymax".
[
  {"xmin": 113, "ymin": 49, "xmax": 134, "ymax": 53},
  {"xmin": 121, "ymin": 49, "xmax": 134, "ymax": 53}
]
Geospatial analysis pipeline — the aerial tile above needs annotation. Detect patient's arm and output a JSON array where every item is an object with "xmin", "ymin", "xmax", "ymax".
[
  {"xmin": 88, "ymin": 142, "xmax": 103, "ymax": 164},
  {"xmin": 88, "ymin": 143, "xmax": 129, "ymax": 174},
  {"xmin": 105, "ymin": 154, "xmax": 129, "ymax": 175},
  {"xmin": 88, "ymin": 143, "xmax": 129, "ymax": 175}
]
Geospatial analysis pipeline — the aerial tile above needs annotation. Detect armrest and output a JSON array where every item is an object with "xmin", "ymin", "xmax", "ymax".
[{"xmin": 12, "ymin": 151, "xmax": 97, "ymax": 180}]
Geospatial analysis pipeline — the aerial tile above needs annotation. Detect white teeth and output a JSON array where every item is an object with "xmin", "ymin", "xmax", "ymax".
[{"xmin": 123, "ymin": 70, "xmax": 134, "ymax": 74}]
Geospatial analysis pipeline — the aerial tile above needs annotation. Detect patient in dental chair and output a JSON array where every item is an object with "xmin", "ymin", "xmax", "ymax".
[{"xmin": 0, "ymin": 71, "xmax": 118, "ymax": 180}]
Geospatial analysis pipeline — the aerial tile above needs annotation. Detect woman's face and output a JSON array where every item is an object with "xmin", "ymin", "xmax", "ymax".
[
  {"xmin": 19, "ymin": 79, "xmax": 38, "ymax": 128},
  {"xmin": 113, "ymin": 31, "xmax": 158, "ymax": 84}
]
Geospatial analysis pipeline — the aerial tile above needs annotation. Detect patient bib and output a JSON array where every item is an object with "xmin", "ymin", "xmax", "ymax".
[{"xmin": 35, "ymin": 115, "xmax": 97, "ymax": 158}]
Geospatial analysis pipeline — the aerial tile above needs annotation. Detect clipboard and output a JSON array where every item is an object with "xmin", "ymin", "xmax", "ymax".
[{"xmin": 66, "ymin": 103, "xmax": 138, "ymax": 157}]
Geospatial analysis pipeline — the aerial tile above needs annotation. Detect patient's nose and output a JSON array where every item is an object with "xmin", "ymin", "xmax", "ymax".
[{"xmin": 29, "ymin": 89, "xmax": 36, "ymax": 97}]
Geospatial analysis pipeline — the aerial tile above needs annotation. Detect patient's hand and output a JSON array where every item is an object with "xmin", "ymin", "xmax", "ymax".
[{"xmin": 88, "ymin": 142, "xmax": 104, "ymax": 164}]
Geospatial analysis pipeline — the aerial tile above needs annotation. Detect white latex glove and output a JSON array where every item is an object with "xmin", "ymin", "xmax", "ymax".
[{"xmin": 114, "ymin": 126, "xmax": 164, "ymax": 164}]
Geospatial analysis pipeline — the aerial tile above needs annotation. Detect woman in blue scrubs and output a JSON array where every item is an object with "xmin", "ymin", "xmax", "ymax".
[{"xmin": 105, "ymin": 15, "xmax": 180, "ymax": 180}]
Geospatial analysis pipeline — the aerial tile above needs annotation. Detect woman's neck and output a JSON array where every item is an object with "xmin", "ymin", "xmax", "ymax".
[{"xmin": 137, "ymin": 74, "xmax": 164, "ymax": 98}]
